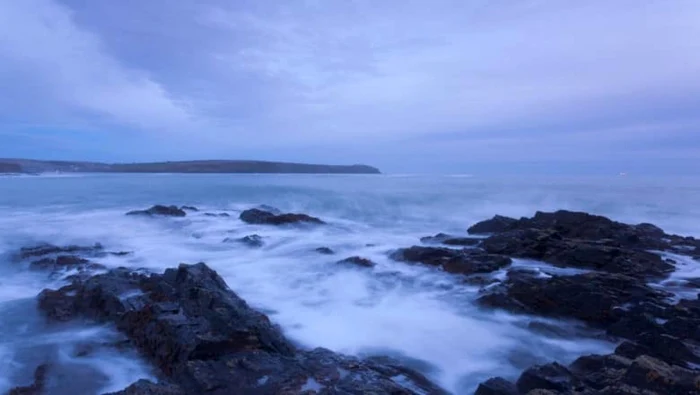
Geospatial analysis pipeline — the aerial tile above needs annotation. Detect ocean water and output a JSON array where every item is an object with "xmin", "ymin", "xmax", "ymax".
[{"xmin": 1, "ymin": 173, "xmax": 699, "ymax": 394}]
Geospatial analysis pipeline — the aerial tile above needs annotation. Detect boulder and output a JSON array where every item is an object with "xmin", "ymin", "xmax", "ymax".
[
  {"xmin": 337, "ymin": 256, "xmax": 376, "ymax": 268},
  {"xmin": 475, "ymin": 377, "xmax": 518, "ymax": 395},
  {"xmin": 516, "ymin": 362, "xmax": 579, "ymax": 393},
  {"xmin": 126, "ymin": 205, "xmax": 186, "ymax": 217},
  {"xmin": 37, "ymin": 263, "xmax": 446, "ymax": 395},
  {"xmin": 391, "ymin": 246, "xmax": 511, "ymax": 275},
  {"xmin": 239, "ymin": 208, "xmax": 325, "ymax": 226}
]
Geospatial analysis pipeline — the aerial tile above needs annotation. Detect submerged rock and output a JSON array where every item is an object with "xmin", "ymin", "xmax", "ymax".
[
  {"xmin": 37, "ymin": 263, "xmax": 446, "ymax": 395},
  {"xmin": 126, "ymin": 205, "xmax": 186, "ymax": 217},
  {"xmin": 223, "ymin": 234, "xmax": 264, "ymax": 248},
  {"xmin": 391, "ymin": 246, "xmax": 511, "ymax": 275},
  {"xmin": 17, "ymin": 243, "xmax": 104, "ymax": 260},
  {"xmin": 8, "ymin": 364, "xmax": 49, "ymax": 395},
  {"xmin": 315, "ymin": 247, "xmax": 335, "ymax": 255},
  {"xmin": 180, "ymin": 206, "xmax": 199, "ymax": 212},
  {"xmin": 29, "ymin": 254, "xmax": 105, "ymax": 273},
  {"xmin": 204, "ymin": 212, "xmax": 230, "ymax": 217},
  {"xmin": 337, "ymin": 256, "xmax": 376, "ymax": 268},
  {"xmin": 239, "ymin": 208, "xmax": 325, "ymax": 226}
]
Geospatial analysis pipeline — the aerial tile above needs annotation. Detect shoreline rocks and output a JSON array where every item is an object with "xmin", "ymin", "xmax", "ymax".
[
  {"xmin": 126, "ymin": 205, "xmax": 187, "ymax": 217},
  {"xmin": 391, "ymin": 246, "xmax": 512, "ymax": 276},
  {"xmin": 36, "ymin": 262, "xmax": 447, "ymax": 395}
]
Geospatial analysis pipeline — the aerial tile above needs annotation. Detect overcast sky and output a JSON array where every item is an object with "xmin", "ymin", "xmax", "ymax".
[{"xmin": 1, "ymin": 0, "xmax": 699, "ymax": 174}]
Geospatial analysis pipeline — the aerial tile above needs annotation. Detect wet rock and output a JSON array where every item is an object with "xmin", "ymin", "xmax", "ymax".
[
  {"xmin": 315, "ymin": 247, "xmax": 335, "ymax": 255},
  {"xmin": 516, "ymin": 362, "xmax": 579, "ymax": 393},
  {"xmin": 468, "ymin": 215, "xmax": 519, "ymax": 234},
  {"xmin": 570, "ymin": 354, "xmax": 633, "ymax": 390},
  {"xmin": 37, "ymin": 263, "xmax": 446, "ymax": 395},
  {"xmin": 420, "ymin": 233, "xmax": 482, "ymax": 246},
  {"xmin": 17, "ymin": 243, "xmax": 104, "ymax": 260},
  {"xmin": 477, "ymin": 271, "xmax": 668, "ymax": 326},
  {"xmin": 104, "ymin": 380, "xmax": 185, "ymax": 395},
  {"xmin": 391, "ymin": 246, "xmax": 511, "ymax": 275},
  {"xmin": 223, "ymin": 234, "xmax": 264, "ymax": 247},
  {"xmin": 204, "ymin": 212, "xmax": 230, "ymax": 217},
  {"xmin": 623, "ymin": 355, "xmax": 700, "ymax": 394},
  {"xmin": 9, "ymin": 364, "xmax": 49, "ymax": 395},
  {"xmin": 29, "ymin": 255, "xmax": 106, "ymax": 272},
  {"xmin": 475, "ymin": 377, "xmax": 518, "ymax": 395},
  {"xmin": 239, "ymin": 208, "xmax": 325, "ymax": 226},
  {"xmin": 126, "ymin": 205, "xmax": 186, "ymax": 217},
  {"xmin": 337, "ymin": 256, "xmax": 376, "ymax": 268},
  {"xmin": 180, "ymin": 206, "xmax": 199, "ymax": 212}
]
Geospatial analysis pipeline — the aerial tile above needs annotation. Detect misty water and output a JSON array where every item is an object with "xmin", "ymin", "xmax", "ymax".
[{"xmin": 1, "ymin": 173, "xmax": 700, "ymax": 394}]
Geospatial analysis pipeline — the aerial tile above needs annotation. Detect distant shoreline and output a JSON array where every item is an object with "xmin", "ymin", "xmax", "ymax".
[{"xmin": 0, "ymin": 159, "xmax": 381, "ymax": 175}]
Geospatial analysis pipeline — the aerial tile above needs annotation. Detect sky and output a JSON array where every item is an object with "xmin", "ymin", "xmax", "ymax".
[{"xmin": 0, "ymin": 0, "xmax": 699, "ymax": 174}]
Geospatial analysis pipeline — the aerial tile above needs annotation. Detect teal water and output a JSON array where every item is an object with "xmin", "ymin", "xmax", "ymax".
[{"xmin": 1, "ymin": 174, "xmax": 699, "ymax": 394}]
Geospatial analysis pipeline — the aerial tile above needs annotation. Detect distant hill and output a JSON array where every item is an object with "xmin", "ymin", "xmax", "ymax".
[{"xmin": 0, "ymin": 159, "xmax": 381, "ymax": 175}]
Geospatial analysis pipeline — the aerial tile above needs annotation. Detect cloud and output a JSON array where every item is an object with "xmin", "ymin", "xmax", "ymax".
[{"xmin": 0, "ymin": 0, "xmax": 699, "ymax": 172}]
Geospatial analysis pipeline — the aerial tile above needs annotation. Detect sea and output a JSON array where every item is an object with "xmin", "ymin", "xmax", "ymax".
[{"xmin": 1, "ymin": 173, "xmax": 699, "ymax": 394}]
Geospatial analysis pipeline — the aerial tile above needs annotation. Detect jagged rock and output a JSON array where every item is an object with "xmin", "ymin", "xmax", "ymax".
[
  {"xmin": 337, "ymin": 256, "xmax": 376, "ymax": 268},
  {"xmin": 8, "ymin": 364, "xmax": 49, "ymax": 395},
  {"xmin": 239, "ymin": 208, "xmax": 325, "ymax": 226},
  {"xmin": 391, "ymin": 246, "xmax": 511, "ymax": 275},
  {"xmin": 223, "ymin": 234, "xmax": 264, "ymax": 248},
  {"xmin": 475, "ymin": 377, "xmax": 518, "ymax": 395},
  {"xmin": 126, "ymin": 205, "xmax": 186, "ymax": 217},
  {"xmin": 315, "ymin": 247, "xmax": 335, "ymax": 255},
  {"xmin": 468, "ymin": 215, "xmax": 519, "ymax": 234},
  {"xmin": 29, "ymin": 255, "xmax": 105, "ymax": 273},
  {"xmin": 37, "ymin": 263, "xmax": 446, "ymax": 395},
  {"xmin": 516, "ymin": 362, "xmax": 579, "ymax": 393},
  {"xmin": 420, "ymin": 233, "xmax": 482, "ymax": 246},
  {"xmin": 623, "ymin": 355, "xmax": 700, "ymax": 394}
]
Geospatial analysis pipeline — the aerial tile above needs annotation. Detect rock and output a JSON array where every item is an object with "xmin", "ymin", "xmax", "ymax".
[
  {"xmin": 37, "ymin": 263, "xmax": 446, "ymax": 395},
  {"xmin": 126, "ymin": 205, "xmax": 186, "ymax": 217},
  {"xmin": 482, "ymin": 229, "xmax": 673, "ymax": 278},
  {"xmin": 420, "ymin": 233, "xmax": 482, "ymax": 246},
  {"xmin": 8, "ymin": 364, "xmax": 49, "ymax": 395},
  {"xmin": 204, "ymin": 212, "xmax": 230, "ymax": 217},
  {"xmin": 315, "ymin": 247, "xmax": 335, "ymax": 255},
  {"xmin": 180, "ymin": 206, "xmax": 199, "ymax": 212},
  {"xmin": 623, "ymin": 355, "xmax": 700, "ymax": 394},
  {"xmin": 337, "ymin": 256, "xmax": 376, "ymax": 268},
  {"xmin": 391, "ymin": 246, "xmax": 511, "ymax": 275},
  {"xmin": 570, "ymin": 354, "xmax": 633, "ymax": 390},
  {"xmin": 468, "ymin": 215, "xmax": 519, "ymax": 234},
  {"xmin": 239, "ymin": 208, "xmax": 325, "ymax": 226},
  {"xmin": 29, "ymin": 255, "xmax": 105, "ymax": 273},
  {"xmin": 477, "ymin": 271, "xmax": 668, "ymax": 326},
  {"xmin": 223, "ymin": 234, "xmax": 264, "ymax": 248},
  {"xmin": 17, "ymin": 243, "xmax": 104, "ymax": 260},
  {"xmin": 104, "ymin": 380, "xmax": 185, "ymax": 395},
  {"xmin": 475, "ymin": 377, "xmax": 518, "ymax": 395},
  {"xmin": 516, "ymin": 362, "xmax": 579, "ymax": 393}
]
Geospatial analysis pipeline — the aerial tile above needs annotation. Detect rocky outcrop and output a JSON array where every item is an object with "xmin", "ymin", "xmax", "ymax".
[
  {"xmin": 391, "ymin": 246, "xmax": 511, "ymax": 276},
  {"xmin": 126, "ymin": 205, "xmax": 187, "ymax": 217},
  {"xmin": 17, "ymin": 243, "xmax": 104, "ymax": 260},
  {"xmin": 223, "ymin": 234, "xmax": 264, "ymax": 248},
  {"xmin": 240, "ymin": 208, "xmax": 325, "ymax": 226},
  {"xmin": 37, "ymin": 263, "xmax": 446, "ymax": 395}
]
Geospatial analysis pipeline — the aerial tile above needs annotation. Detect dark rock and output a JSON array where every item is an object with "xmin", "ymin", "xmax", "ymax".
[
  {"xmin": 516, "ymin": 362, "xmax": 579, "ymax": 393},
  {"xmin": 606, "ymin": 312, "xmax": 663, "ymax": 340},
  {"xmin": 126, "ymin": 205, "xmax": 186, "ymax": 217},
  {"xmin": 204, "ymin": 212, "xmax": 231, "ymax": 217},
  {"xmin": 337, "ymin": 256, "xmax": 376, "ymax": 268},
  {"xmin": 477, "ymin": 272, "xmax": 668, "ymax": 326},
  {"xmin": 475, "ymin": 377, "xmax": 518, "ymax": 395},
  {"xmin": 420, "ymin": 233, "xmax": 482, "ymax": 246},
  {"xmin": 223, "ymin": 234, "xmax": 264, "ymax": 248},
  {"xmin": 468, "ymin": 215, "xmax": 519, "ymax": 234},
  {"xmin": 664, "ymin": 317, "xmax": 700, "ymax": 342},
  {"xmin": 104, "ymin": 380, "xmax": 186, "ymax": 395},
  {"xmin": 239, "ymin": 208, "xmax": 325, "ymax": 226},
  {"xmin": 180, "ymin": 206, "xmax": 199, "ymax": 212},
  {"xmin": 315, "ymin": 247, "xmax": 335, "ymax": 255},
  {"xmin": 391, "ymin": 246, "xmax": 511, "ymax": 275},
  {"xmin": 29, "ymin": 255, "xmax": 105, "ymax": 273},
  {"xmin": 623, "ymin": 355, "xmax": 700, "ymax": 394},
  {"xmin": 8, "ymin": 364, "xmax": 49, "ymax": 395},
  {"xmin": 570, "ymin": 354, "xmax": 633, "ymax": 390},
  {"xmin": 37, "ymin": 263, "xmax": 445, "ymax": 395}
]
